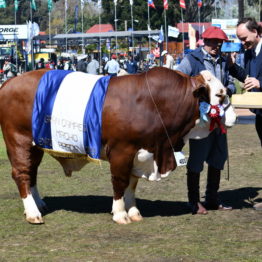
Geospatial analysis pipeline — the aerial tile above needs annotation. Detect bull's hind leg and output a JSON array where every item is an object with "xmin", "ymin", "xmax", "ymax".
[
  {"xmin": 124, "ymin": 175, "xmax": 143, "ymax": 222},
  {"xmin": 109, "ymin": 144, "xmax": 137, "ymax": 225},
  {"xmin": 5, "ymin": 134, "xmax": 44, "ymax": 224}
]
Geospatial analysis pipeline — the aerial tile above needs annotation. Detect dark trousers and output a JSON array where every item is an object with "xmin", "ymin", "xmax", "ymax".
[{"xmin": 255, "ymin": 115, "xmax": 262, "ymax": 146}]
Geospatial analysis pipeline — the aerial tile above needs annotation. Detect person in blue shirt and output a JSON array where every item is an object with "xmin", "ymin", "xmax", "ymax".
[
  {"xmin": 124, "ymin": 55, "xmax": 138, "ymax": 74},
  {"xmin": 177, "ymin": 26, "xmax": 235, "ymax": 215}
]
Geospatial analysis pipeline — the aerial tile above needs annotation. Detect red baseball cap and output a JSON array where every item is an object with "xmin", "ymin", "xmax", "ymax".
[
  {"xmin": 202, "ymin": 26, "xmax": 228, "ymax": 41},
  {"xmin": 111, "ymin": 54, "xmax": 117, "ymax": 59}
]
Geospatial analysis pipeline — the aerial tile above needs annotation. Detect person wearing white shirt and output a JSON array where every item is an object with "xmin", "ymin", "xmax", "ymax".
[
  {"xmin": 104, "ymin": 54, "xmax": 120, "ymax": 76},
  {"xmin": 161, "ymin": 50, "xmax": 174, "ymax": 69}
]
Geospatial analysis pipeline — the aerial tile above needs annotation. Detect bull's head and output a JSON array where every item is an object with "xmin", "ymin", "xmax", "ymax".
[{"xmin": 184, "ymin": 70, "xmax": 237, "ymax": 142}]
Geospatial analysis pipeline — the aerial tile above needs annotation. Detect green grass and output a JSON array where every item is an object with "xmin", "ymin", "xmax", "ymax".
[{"xmin": 0, "ymin": 125, "xmax": 261, "ymax": 262}]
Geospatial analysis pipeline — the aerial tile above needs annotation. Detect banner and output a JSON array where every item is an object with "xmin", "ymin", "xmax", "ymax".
[
  {"xmin": 168, "ymin": 25, "xmax": 179, "ymax": 38},
  {"xmin": 197, "ymin": 0, "xmax": 202, "ymax": 8},
  {"xmin": 188, "ymin": 23, "xmax": 196, "ymax": 50},
  {"xmin": 130, "ymin": 0, "xmax": 133, "ymax": 5}
]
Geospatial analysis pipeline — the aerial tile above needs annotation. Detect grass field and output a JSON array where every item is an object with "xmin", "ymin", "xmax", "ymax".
[{"xmin": 0, "ymin": 123, "xmax": 261, "ymax": 262}]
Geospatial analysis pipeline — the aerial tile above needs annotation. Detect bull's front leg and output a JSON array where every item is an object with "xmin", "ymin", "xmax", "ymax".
[
  {"xmin": 109, "ymin": 145, "xmax": 137, "ymax": 224},
  {"xmin": 124, "ymin": 175, "xmax": 143, "ymax": 222}
]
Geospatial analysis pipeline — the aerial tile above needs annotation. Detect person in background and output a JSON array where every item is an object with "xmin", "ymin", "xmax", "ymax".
[
  {"xmin": 64, "ymin": 57, "xmax": 72, "ymax": 70},
  {"xmin": 3, "ymin": 59, "xmax": 16, "ymax": 80},
  {"xmin": 161, "ymin": 50, "xmax": 174, "ymax": 69},
  {"xmin": 36, "ymin": 58, "xmax": 45, "ymax": 70},
  {"xmin": 104, "ymin": 54, "xmax": 120, "ymax": 76},
  {"xmin": 124, "ymin": 55, "xmax": 138, "ymax": 74},
  {"xmin": 76, "ymin": 55, "xmax": 88, "ymax": 73},
  {"xmin": 228, "ymin": 17, "xmax": 262, "ymax": 211},
  {"xmin": 176, "ymin": 26, "xmax": 235, "ymax": 215},
  {"xmin": 56, "ymin": 58, "xmax": 64, "ymax": 70},
  {"xmin": 86, "ymin": 55, "xmax": 99, "ymax": 75}
]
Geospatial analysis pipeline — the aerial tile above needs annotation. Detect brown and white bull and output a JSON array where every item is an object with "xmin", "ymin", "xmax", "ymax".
[{"xmin": 0, "ymin": 67, "xmax": 236, "ymax": 224}]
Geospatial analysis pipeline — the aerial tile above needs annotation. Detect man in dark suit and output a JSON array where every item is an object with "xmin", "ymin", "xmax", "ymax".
[{"xmin": 229, "ymin": 17, "xmax": 262, "ymax": 211}]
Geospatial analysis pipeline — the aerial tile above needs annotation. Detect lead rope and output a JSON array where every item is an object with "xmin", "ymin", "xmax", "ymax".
[{"xmin": 145, "ymin": 71, "xmax": 175, "ymax": 153}]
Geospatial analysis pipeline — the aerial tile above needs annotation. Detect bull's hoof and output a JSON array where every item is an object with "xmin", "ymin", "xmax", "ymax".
[
  {"xmin": 128, "ymin": 207, "xmax": 143, "ymax": 222},
  {"xmin": 26, "ymin": 216, "xmax": 44, "ymax": 224},
  {"xmin": 113, "ymin": 212, "xmax": 131, "ymax": 225},
  {"xmin": 129, "ymin": 214, "xmax": 143, "ymax": 222}
]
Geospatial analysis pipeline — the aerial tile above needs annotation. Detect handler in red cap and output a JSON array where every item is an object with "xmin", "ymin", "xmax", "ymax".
[
  {"xmin": 104, "ymin": 54, "xmax": 120, "ymax": 76},
  {"xmin": 177, "ymin": 26, "xmax": 235, "ymax": 215}
]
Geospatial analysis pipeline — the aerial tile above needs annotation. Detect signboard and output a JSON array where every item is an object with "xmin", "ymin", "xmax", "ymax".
[
  {"xmin": 0, "ymin": 25, "xmax": 28, "ymax": 40},
  {"xmin": 211, "ymin": 19, "xmax": 238, "ymax": 42},
  {"xmin": 211, "ymin": 19, "xmax": 238, "ymax": 30}
]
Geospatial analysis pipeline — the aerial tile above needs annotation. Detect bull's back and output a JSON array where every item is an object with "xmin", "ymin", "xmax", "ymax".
[{"xmin": 0, "ymin": 70, "xmax": 47, "ymax": 131}]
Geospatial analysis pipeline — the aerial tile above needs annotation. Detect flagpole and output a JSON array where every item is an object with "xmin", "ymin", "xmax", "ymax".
[
  {"xmin": 30, "ymin": 2, "xmax": 34, "ymax": 70},
  {"xmin": 49, "ymin": 12, "xmax": 51, "ymax": 47},
  {"xmin": 65, "ymin": 0, "xmax": 68, "ymax": 54},
  {"xmin": 114, "ymin": 2, "xmax": 117, "ymax": 51},
  {"xmin": 164, "ymin": 9, "xmax": 168, "ymax": 50},
  {"xmin": 14, "ymin": 5, "xmax": 18, "ymax": 71},
  {"xmin": 180, "ymin": 8, "xmax": 184, "ymax": 57},
  {"xmin": 81, "ymin": 6, "xmax": 84, "ymax": 54},
  {"xmin": 99, "ymin": 12, "xmax": 102, "ymax": 73},
  {"xmin": 147, "ymin": 4, "xmax": 151, "ymax": 54},
  {"xmin": 198, "ymin": 7, "xmax": 201, "ymax": 36},
  {"xmin": 130, "ymin": 2, "xmax": 134, "ymax": 56}
]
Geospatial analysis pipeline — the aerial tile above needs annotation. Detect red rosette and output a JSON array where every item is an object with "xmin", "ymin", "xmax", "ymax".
[
  {"xmin": 208, "ymin": 105, "xmax": 226, "ymax": 134},
  {"xmin": 208, "ymin": 105, "xmax": 220, "ymax": 118}
]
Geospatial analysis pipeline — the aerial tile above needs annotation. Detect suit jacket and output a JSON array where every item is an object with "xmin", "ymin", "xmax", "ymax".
[{"xmin": 229, "ymin": 48, "xmax": 262, "ymax": 115}]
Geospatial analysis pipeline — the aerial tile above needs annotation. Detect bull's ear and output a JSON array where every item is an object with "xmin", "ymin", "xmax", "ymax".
[{"xmin": 193, "ymin": 84, "xmax": 210, "ymax": 103}]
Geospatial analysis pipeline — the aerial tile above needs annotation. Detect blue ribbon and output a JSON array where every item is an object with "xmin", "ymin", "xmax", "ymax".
[{"xmin": 199, "ymin": 102, "xmax": 211, "ymax": 123}]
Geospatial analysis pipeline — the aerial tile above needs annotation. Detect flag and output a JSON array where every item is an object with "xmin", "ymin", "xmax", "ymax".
[
  {"xmin": 158, "ymin": 25, "xmax": 164, "ymax": 43},
  {"xmin": 0, "ymin": 0, "xmax": 6, "ymax": 8},
  {"xmin": 163, "ymin": 0, "xmax": 168, "ymax": 10},
  {"xmin": 14, "ymin": 0, "xmax": 19, "ymax": 11},
  {"xmin": 30, "ymin": 0, "xmax": 36, "ymax": 10},
  {"xmin": 148, "ymin": 0, "xmax": 155, "ymax": 9},
  {"xmin": 198, "ymin": 0, "xmax": 202, "ymax": 7},
  {"xmin": 81, "ymin": 0, "xmax": 84, "ymax": 10},
  {"xmin": 179, "ymin": 0, "xmax": 186, "ymax": 9},
  {"xmin": 130, "ymin": 0, "xmax": 133, "ymax": 5},
  {"xmin": 114, "ymin": 0, "xmax": 117, "ymax": 5},
  {"xmin": 48, "ymin": 0, "xmax": 53, "ymax": 12},
  {"xmin": 168, "ymin": 25, "xmax": 179, "ymax": 38},
  {"xmin": 97, "ymin": 0, "xmax": 102, "ymax": 8}
]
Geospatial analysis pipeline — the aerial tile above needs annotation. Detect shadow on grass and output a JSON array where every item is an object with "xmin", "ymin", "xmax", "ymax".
[
  {"xmin": 42, "ymin": 186, "xmax": 261, "ymax": 217},
  {"xmin": 218, "ymin": 186, "xmax": 262, "ymax": 208},
  {"xmin": 43, "ymin": 195, "xmax": 189, "ymax": 217}
]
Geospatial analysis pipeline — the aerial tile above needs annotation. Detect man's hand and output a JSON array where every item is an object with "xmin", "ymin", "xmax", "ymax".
[
  {"xmin": 227, "ymin": 52, "xmax": 237, "ymax": 66},
  {"xmin": 244, "ymin": 77, "xmax": 260, "ymax": 91}
]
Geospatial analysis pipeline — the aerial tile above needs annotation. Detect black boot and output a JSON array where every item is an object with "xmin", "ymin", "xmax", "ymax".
[
  {"xmin": 187, "ymin": 170, "xmax": 205, "ymax": 214},
  {"xmin": 204, "ymin": 166, "xmax": 232, "ymax": 210}
]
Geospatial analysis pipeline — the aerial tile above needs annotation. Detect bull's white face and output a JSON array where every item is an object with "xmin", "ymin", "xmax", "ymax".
[
  {"xmin": 184, "ymin": 70, "xmax": 237, "ymax": 143},
  {"xmin": 200, "ymin": 70, "xmax": 226, "ymax": 105}
]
